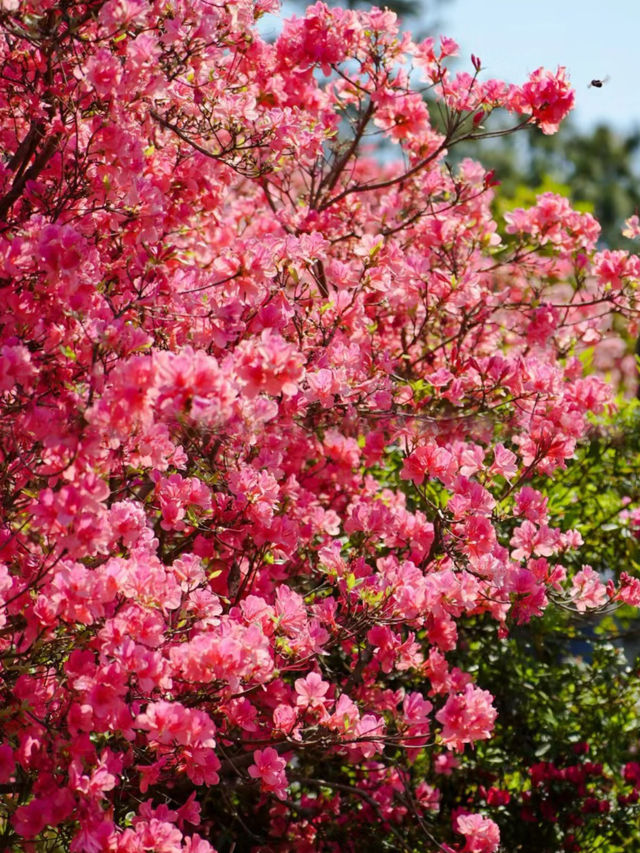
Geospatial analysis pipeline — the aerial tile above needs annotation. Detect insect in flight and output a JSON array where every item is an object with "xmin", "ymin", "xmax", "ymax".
[{"xmin": 588, "ymin": 76, "xmax": 610, "ymax": 88}]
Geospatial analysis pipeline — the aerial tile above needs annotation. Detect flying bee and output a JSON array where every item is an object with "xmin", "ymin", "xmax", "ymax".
[{"xmin": 588, "ymin": 76, "xmax": 610, "ymax": 88}]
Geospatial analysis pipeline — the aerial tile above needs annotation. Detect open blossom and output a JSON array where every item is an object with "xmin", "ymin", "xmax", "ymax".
[
  {"xmin": 623, "ymin": 214, "xmax": 640, "ymax": 239},
  {"xmin": 615, "ymin": 572, "xmax": 640, "ymax": 606},
  {"xmin": 295, "ymin": 671, "xmax": 331, "ymax": 710},
  {"xmin": 401, "ymin": 442, "xmax": 457, "ymax": 487},
  {"xmin": 507, "ymin": 66, "xmax": 574, "ymax": 133},
  {"xmin": 504, "ymin": 192, "xmax": 599, "ymax": 249},
  {"xmin": 401, "ymin": 692, "xmax": 433, "ymax": 757},
  {"xmin": 352, "ymin": 714, "xmax": 386, "ymax": 758},
  {"xmin": 490, "ymin": 443, "xmax": 518, "ymax": 480},
  {"xmin": 593, "ymin": 249, "xmax": 640, "ymax": 291},
  {"xmin": 570, "ymin": 565, "xmax": 607, "ymax": 612},
  {"xmin": 510, "ymin": 520, "xmax": 560, "ymax": 562},
  {"xmin": 136, "ymin": 701, "xmax": 215, "ymax": 744},
  {"xmin": 455, "ymin": 812, "xmax": 500, "ymax": 853},
  {"xmin": 38, "ymin": 223, "xmax": 87, "ymax": 274},
  {"xmin": 277, "ymin": 3, "xmax": 358, "ymax": 72},
  {"xmin": 415, "ymin": 781, "xmax": 441, "ymax": 812},
  {"xmin": 248, "ymin": 748, "xmax": 288, "ymax": 800},
  {"xmin": 85, "ymin": 46, "xmax": 123, "ymax": 96},
  {"xmin": 328, "ymin": 693, "xmax": 360, "ymax": 736},
  {"xmin": 436, "ymin": 684, "xmax": 497, "ymax": 751},
  {"xmin": 0, "ymin": 343, "xmax": 35, "ymax": 392},
  {"xmin": 235, "ymin": 329, "xmax": 304, "ymax": 398}
]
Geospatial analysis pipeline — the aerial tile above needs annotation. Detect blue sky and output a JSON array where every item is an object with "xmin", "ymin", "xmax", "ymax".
[{"xmin": 437, "ymin": 0, "xmax": 639, "ymax": 130}]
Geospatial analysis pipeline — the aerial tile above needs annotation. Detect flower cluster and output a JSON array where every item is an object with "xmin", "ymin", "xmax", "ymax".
[{"xmin": 0, "ymin": 0, "xmax": 638, "ymax": 850}]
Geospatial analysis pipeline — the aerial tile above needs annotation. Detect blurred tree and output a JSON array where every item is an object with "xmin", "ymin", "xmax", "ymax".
[{"xmin": 450, "ymin": 118, "xmax": 640, "ymax": 248}]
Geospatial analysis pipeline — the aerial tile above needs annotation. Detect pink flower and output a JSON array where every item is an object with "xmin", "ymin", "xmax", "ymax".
[
  {"xmin": 38, "ymin": 223, "xmax": 87, "ymax": 274},
  {"xmin": 403, "ymin": 691, "xmax": 433, "ymax": 725},
  {"xmin": 401, "ymin": 442, "xmax": 457, "ymax": 488},
  {"xmin": 306, "ymin": 367, "xmax": 345, "ymax": 406},
  {"xmin": 402, "ymin": 692, "xmax": 433, "ymax": 757},
  {"xmin": 182, "ymin": 835, "xmax": 216, "ymax": 853},
  {"xmin": 273, "ymin": 704, "xmax": 300, "ymax": 736},
  {"xmin": 135, "ymin": 701, "xmax": 219, "ymax": 784},
  {"xmin": 570, "ymin": 565, "xmax": 607, "ymax": 612},
  {"xmin": 248, "ymin": 747, "xmax": 288, "ymax": 800},
  {"xmin": 277, "ymin": 3, "xmax": 357, "ymax": 73},
  {"xmin": 462, "ymin": 516, "xmax": 496, "ymax": 559},
  {"xmin": 490, "ymin": 443, "xmax": 518, "ymax": 480},
  {"xmin": 0, "ymin": 343, "xmax": 35, "ymax": 392},
  {"xmin": 415, "ymin": 781, "xmax": 441, "ymax": 812},
  {"xmin": 295, "ymin": 671, "xmax": 330, "ymax": 710},
  {"xmin": 353, "ymin": 714, "xmax": 386, "ymax": 758},
  {"xmin": 99, "ymin": 0, "xmax": 148, "ymax": 31},
  {"xmin": 12, "ymin": 799, "xmax": 50, "ymax": 839},
  {"xmin": 236, "ymin": 330, "xmax": 304, "ymax": 398},
  {"xmin": 514, "ymin": 487, "xmax": 549, "ymax": 524},
  {"xmin": 154, "ymin": 472, "xmax": 212, "ymax": 531},
  {"xmin": 329, "ymin": 693, "xmax": 360, "ymax": 735},
  {"xmin": 439, "ymin": 35, "xmax": 459, "ymax": 58},
  {"xmin": 616, "ymin": 572, "xmax": 640, "ymax": 606},
  {"xmin": 434, "ymin": 752, "xmax": 459, "ymax": 775},
  {"xmin": 455, "ymin": 812, "xmax": 500, "ymax": 853},
  {"xmin": 85, "ymin": 47, "xmax": 122, "ymax": 97},
  {"xmin": 593, "ymin": 249, "xmax": 640, "ymax": 291},
  {"xmin": 508, "ymin": 66, "xmax": 574, "ymax": 134},
  {"xmin": 510, "ymin": 520, "xmax": 560, "ymax": 562},
  {"xmin": 623, "ymin": 214, "xmax": 640, "ymax": 239},
  {"xmin": 275, "ymin": 584, "xmax": 307, "ymax": 634},
  {"xmin": 436, "ymin": 684, "xmax": 497, "ymax": 751}
]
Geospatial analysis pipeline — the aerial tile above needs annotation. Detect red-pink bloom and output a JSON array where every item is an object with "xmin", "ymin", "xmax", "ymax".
[
  {"xmin": 99, "ymin": 0, "xmax": 149, "ymax": 31},
  {"xmin": 569, "ymin": 565, "xmax": 607, "ymax": 612},
  {"xmin": 593, "ymin": 249, "xmax": 640, "ymax": 290},
  {"xmin": 295, "ymin": 671, "xmax": 331, "ymax": 710},
  {"xmin": 415, "ymin": 781, "xmax": 441, "ymax": 812},
  {"xmin": 236, "ymin": 329, "xmax": 304, "ymax": 398},
  {"xmin": 38, "ymin": 223, "xmax": 87, "ymax": 274},
  {"xmin": 507, "ymin": 66, "xmax": 574, "ymax": 134},
  {"xmin": 401, "ymin": 442, "xmax": 457, "ymax": 487},
  {"xmin": 328, "ymin": 693, "xmax": 360, "ymax": 736},
  {"xmin": 12, "ymin": 789, "xmax": 75, "ymax": 840},
  {"xmin": 248, "ymin": 747, "xmax": 288, "ymax": 800},
  {"xmin": 623, "ymin": 214, "xmax": 640, "ymax": 239},
  {"xmin": 489, "ymin": 443, "xmax": 517, "ymax": 480},
  {"xmin": 436, "ymin": 684, "xmax": 497, "ymax": 751},
  {"xmin": 510, "ymin": 520, "xmax": 560, "ymax": 562},
  {"xmin": 439, "ymin": 35, "xmax": 459, "ymax": 58},
  {"xmin": 275, "ymin": 584, "xmax": 308, "ymax": 634},
  {"xmin": 616, "ymin": 572, "xmax": 640, "ymax": 606},
  {"xmin": 0, "ymin": 343, "xmax": 35, "ymax": 393},
  {"xmin": 455, "ymin": 812, "xmax": 500, "ymax": 853},
  {"xmin": 182, "ymin": 835, "xmax": 216, "ymax": 853},
  {"xmin": 273, "ymin": 703, "xmax": 300, "ymax": 737},
  {"xmin": 434, "ymin": 751, "xmax": 459, "ymax": 775},
  {"xmin": 136, "ymin": 700, "xmax": 198, "ymax": 747},
  {"xmin": 401, "ymin": 692, "xmax": 433, "ymax": 757},
  {"xmin": 514, "ymin": 487, "xmax": 549, "ymax": 524},
  {"xmin": 352, "ymin": 714, "xmax": 386, "ymax": 758},
  {"xmin": 85, "ymin": 47, "xmax": 123, "ymax": 96}
]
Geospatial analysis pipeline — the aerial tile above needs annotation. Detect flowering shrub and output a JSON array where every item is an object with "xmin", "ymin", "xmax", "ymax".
[{"xmin": 1, "ymin": 1, "xmax": 640, "ymax": 850}]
